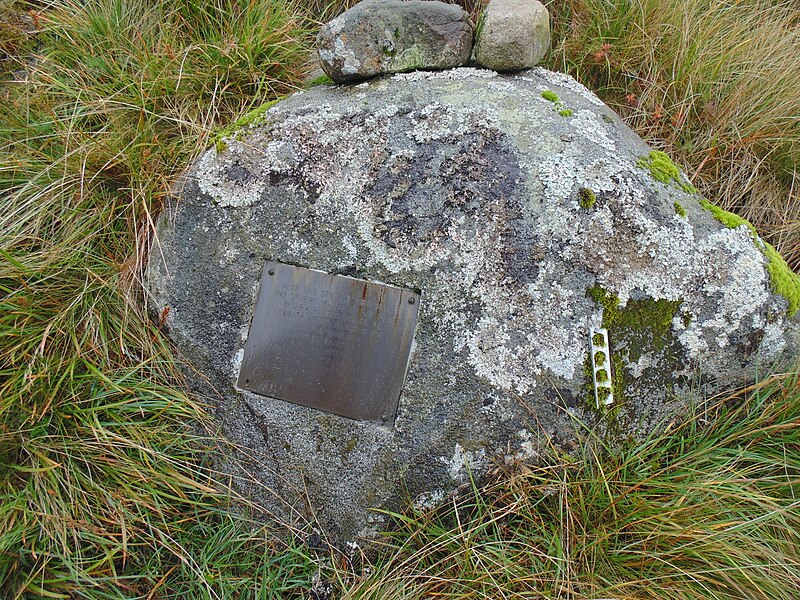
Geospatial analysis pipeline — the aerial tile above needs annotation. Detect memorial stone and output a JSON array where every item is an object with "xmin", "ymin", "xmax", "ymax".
[{"xmin": 148, "ymin": 67, "xmax": 800, "ymax": 542}]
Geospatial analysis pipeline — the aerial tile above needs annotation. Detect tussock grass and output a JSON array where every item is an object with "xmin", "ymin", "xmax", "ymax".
[
  {"xmin": 0, "ymin": 0, "xmax": 316, "ymax": 596},
  {"xmin": 346, "ymin": 375, "xmax": 800, "ymax": 599},
  {"xmin": 547, "ymin": 0, "xmax": 800, "ymax": 269}
]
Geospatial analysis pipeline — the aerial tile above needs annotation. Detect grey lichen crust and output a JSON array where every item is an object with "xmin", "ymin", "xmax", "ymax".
[
  {"xmin": 148, "ymin": 67, "xmax": 800, "ymax": 543},
  {"xmin": 316, "ymin": 0, "xmax": 473, "ymax": 83}
]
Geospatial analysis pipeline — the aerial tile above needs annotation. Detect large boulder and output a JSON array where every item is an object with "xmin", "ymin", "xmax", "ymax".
[
  {"xmin": 316, "ymin": 0, "xmax": 473, "ymax": 83},
  {"xmin": 148, "ymin": 67, "xmax": 800, "ymax": 543},
  {"xmin": 475, "ymin": 0, "xmax": 551, "ymax": 71}
]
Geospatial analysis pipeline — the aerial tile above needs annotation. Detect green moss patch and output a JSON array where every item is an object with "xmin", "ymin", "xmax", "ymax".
[
  {"xmin": 305, "ymin": 74, "xmax": 333, "ymax": 88},
  {"xmin": 541, "ymin": 89, "xmax": 573, "ymax": 118},
  {"xmin": 763, "ymin": 242, "xmax": 800, "ymax": 315},
  {"xmin": 586, "ymin": 285, "xmax": 683, "ymax": 409},
  {"xmin": 698, "ymin": 198, "xmax": 756, "ymax": 234},
  {"xmin": 674, "ymin": 202, "xmax": 686, "ymax": 217},
  {"xmin": 587, "ymin": 286, "xmax": 679, "ymax": 351},
  {"xmin": 541, "ymin": 90, "xmax": 560, "ymax": 103},
  {"xmin": 637, "ymin": 150, "xmax": 697, "ymax": 194},
  {"xmin": 212, "ymin": 96, "xmax": 286, "ymax": 152},
  {"xmin": 699, "ymin": 199, "xmax": 800, "ymax": 315},
  {"xmin": 579, "ymin": 187, "xmax": 597, "ymax": 209}
]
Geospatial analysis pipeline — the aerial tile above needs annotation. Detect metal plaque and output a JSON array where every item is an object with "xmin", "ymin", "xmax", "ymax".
[{"xmin": 237, "ymin": 262, "xmax": 420, "ymax": 423}]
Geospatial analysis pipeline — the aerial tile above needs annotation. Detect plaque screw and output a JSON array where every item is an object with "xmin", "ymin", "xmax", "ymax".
[
  {"xmin": 268, "ymin": 268, "xmax": 275, "ymax": 275},
  {"xmin": 408, "ymin": 297, "xmax": 415, "ymax": 304}
]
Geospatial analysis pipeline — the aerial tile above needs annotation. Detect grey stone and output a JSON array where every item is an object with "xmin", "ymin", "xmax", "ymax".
[
  {"xmin": 475, "ymin": 0, "xmax": 550, "ymax": 71},
  {"xmin": 316, "ymin": 0, "xmax": 473, "ymax": 83},
  {"xmin": 148, "ymin": 67, "xmax": 800, "ymax": 544}
]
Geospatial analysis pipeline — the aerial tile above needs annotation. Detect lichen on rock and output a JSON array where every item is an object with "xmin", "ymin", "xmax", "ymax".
[
  {"xmin": 316, "ymin": 0, "xmax": 473, "ymax": 83},
  {"xmin": 698, "ymin": 198, "xmax": 800, "ymax": 315},
  {"xmin": 149, "ymin": 67, "xmax": 800, "ymax": 544}
]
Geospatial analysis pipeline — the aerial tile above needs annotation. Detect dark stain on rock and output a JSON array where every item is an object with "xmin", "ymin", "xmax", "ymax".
[{"xmin": 226, "ymin": 162, "xmax": 252, "ymax": 183}]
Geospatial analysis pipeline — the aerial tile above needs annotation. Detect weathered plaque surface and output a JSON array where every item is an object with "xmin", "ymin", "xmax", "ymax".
[{"xmin": 237, "ymin": 262, "xmax": 420, "ymax": 423}]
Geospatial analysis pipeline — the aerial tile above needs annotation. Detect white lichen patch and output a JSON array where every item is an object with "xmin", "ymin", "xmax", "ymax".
[
  {"xmin": 571, "ymin": 109, "xmax": 616, "ymax": 152},
  {"xmin": 444, "ymin": 443, "xmax": 487, "ymax": 481},
  {"xmin": 232, "ymin": 348, "xmax": 244, "ymax": 379},
  {"xmin": 413, "ymin": 489, "xmax": 446, "ymax": 512},
  {"xmin": 505, "ymin": 429, "xmax": 539, "ymax": 464},
  {"xmin": 628, "ymin": 352, "xmax": 657, "ymax": 378},
  {"xmin": 197, "ymin": 149, "xmax": 258, "ymax": 208},
  {"xmin": 406, "ymin": 102, "xmax": 469, "ymax": 143},
  {"xmin": 197, "ymin": 137, "xmax": 299, "ymax": 207},
  {"xmin": 318, "ymin": 31, "xmax": 361, "ymax": 76},
  {"xmin": 760, "ymin": 321, "xmax": 788, "ymax": 360},
  {"xmin": 392, "ymin": 67, "xmax": 498, "ymax": 82}
]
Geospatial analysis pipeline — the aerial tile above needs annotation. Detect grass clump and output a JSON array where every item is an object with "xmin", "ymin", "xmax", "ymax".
[
  {"xmin": 0, "ymin": 1, "xmax": 35, "ymax": 79},
  {"xmin": 0, "ymin": 0, "xmax": 317, "ymax": 595}
]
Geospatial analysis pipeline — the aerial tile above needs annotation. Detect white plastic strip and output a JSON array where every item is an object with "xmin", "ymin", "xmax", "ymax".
[{"xmin": 590, "ymin": 327, "xmax": 614, "ymax": 408}]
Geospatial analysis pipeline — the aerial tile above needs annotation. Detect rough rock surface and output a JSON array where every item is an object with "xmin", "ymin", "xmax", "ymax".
[
  {"xmin": 148, "ymin": 67, "xmax": 800, "ymax": 543},
  {"xmin": 475, "ymin": 0, "xmax": 550, "ymax": 71},
  {"xmin": 316, "ymin": 0, "xmax": 473, "ymax": 83}
]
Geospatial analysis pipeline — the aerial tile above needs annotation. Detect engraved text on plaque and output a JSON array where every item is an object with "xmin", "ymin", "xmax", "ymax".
[{"xmin": 237, "ymin": 262, "xmax": 420, "ymax": 423}]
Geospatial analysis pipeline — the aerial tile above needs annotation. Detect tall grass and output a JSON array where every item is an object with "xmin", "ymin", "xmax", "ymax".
[
  {"xmin": 0, "ymin": 0, "xmax": 315, "ymax": 596},
  {"xmin": 547, "ymin": 0, "xmax": 800, "ymax": 269}
]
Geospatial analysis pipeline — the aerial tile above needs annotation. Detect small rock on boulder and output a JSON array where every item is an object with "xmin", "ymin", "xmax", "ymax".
[
  {"xmin": 475, "ymin": 0, "xmax": 550, "ymax": 71},
  {"xmin": 317, "ymin": 0, "xmax": 473, "ymax": 83}
]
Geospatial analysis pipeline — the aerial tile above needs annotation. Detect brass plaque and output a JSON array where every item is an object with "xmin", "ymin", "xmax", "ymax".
[{"xmin": 237, "ymin": 262, "xmax": 420, "ymax": 423}]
